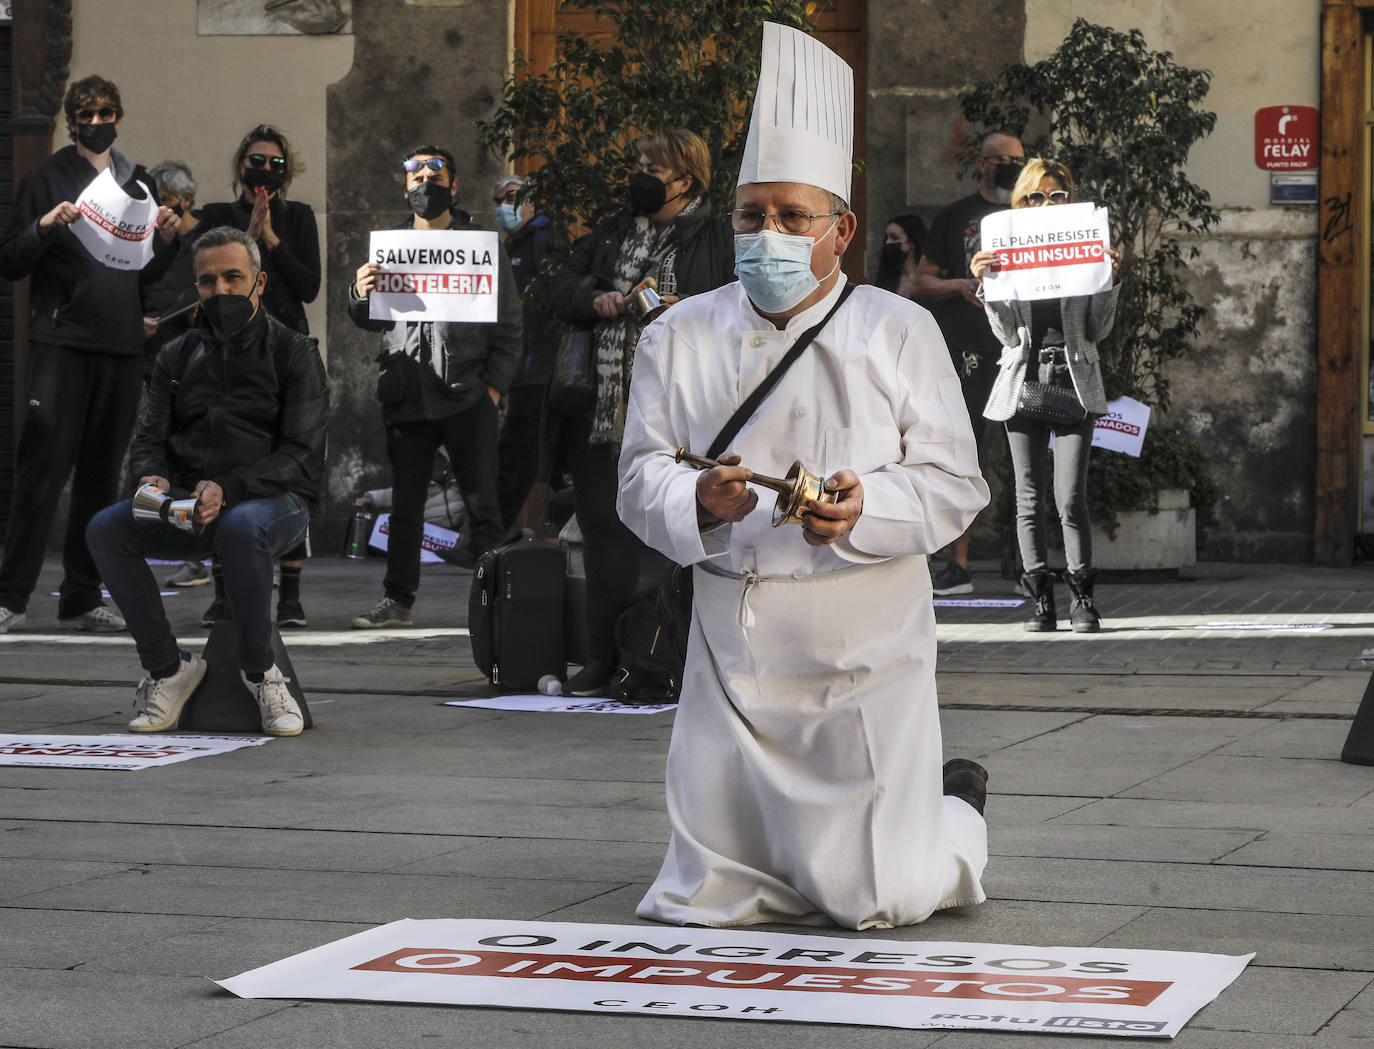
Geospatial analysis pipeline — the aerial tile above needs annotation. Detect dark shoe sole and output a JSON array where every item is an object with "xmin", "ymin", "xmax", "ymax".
[
  {"xmin": 943, "ymin": 758, "xmax": 989, "ymax": 815},
  {"xmin": 1023, "ymin": 622, "xmax": 1057, "ymax": 632}
]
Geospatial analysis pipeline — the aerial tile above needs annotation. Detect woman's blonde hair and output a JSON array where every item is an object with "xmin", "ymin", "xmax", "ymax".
[
  {"xmin": 1010, "ymin": 158, "xmax": 1075, "ymax": 208},
  {"xmin": 636, "ymin": 128, "xmax": 711, "ymax": 198}
]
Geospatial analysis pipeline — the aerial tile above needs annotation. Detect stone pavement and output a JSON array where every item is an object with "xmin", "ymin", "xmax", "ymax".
[{"xmin": 1, "ymin": 555, "xmax": 1371, "ymax": 1048}]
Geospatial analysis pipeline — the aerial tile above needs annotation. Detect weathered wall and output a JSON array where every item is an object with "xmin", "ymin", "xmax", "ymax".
[
  {"xmin": 322, "ymin": 0, "xmax": 513, "ymax": 546},
  {"xmin": 66, "ymin": 0, "xmax": 353, "ymax": 347}
]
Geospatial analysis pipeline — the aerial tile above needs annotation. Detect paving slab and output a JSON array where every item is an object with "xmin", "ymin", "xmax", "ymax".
[
  {"xmin": 1222, "ymin": 831, "xmax": 1374, "ymax": 871},
  {"xmin": 1050, "ymin": 797, "xmax": 1364, "ymax": 835},
  {"xmin": 1119, "ymin": 754, "xmax": 1372, "ymax": 807},
  {"xmin": 0, "ymin": 907, "xmax": 223, "ymax": 970},
  {"xmin": 1, "ymin": 858, "xmax": 135, "ymax": 904},
  {"xmin": 1180, "ymin": 965, "xmax": 1373, "ymax": 1036},
  {"xmin": 1212, "ymin": 719, "xmax": 1358, "ymax": 759},
  {"xmin": 1095, "ymin": 907, "xmax": 1374, "ymax": 971},
  {"xmin": 1321, "ymin": 977, "xmax": 1374, "ymax": 1038},
  {"xmin": 386, "ymin": 835, "xmax": 669, "ymax": 883},
  {"xmin": 991, "ymin": 823, "xmax": 1260, "ymax": 863}
]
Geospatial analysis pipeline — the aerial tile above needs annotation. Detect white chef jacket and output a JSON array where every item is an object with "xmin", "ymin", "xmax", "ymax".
[{"xmin": 617, "ymin": 278, "xmax": 992, "ymax": 929}]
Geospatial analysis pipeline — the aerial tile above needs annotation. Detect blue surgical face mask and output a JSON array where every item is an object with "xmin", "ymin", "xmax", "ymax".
[
  {"xmin": 496, "ymin": 203, "xmax": 523, "ymax": 233},
  {"xmin": 733, "ymin": 220, "xmax": 838, "ymax": 314}
]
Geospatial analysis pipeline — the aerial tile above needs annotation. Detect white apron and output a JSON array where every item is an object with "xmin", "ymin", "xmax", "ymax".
[{"xmin": 637, "ymin": 554, "xmax": 987, "ymax": 929}]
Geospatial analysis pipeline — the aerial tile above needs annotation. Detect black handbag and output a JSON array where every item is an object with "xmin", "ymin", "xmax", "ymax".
[
  {"xmin": 1017, "ymin": 379, "xmax": 1086, "ymax": 426},
  {"xmin": 610, "ymin": 284, "xmax": 856, "ymax": 704},
  {"xmin": 547, "ymin": 328, "xmax": 595, "ymax": 416}
]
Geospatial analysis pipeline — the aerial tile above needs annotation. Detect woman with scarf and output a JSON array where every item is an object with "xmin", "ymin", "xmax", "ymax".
[{"xmin": 550, "ymin": 129, "xmax": 734, "ymax": 695}]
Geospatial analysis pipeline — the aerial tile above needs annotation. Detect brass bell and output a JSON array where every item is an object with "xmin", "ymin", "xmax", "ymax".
[{"xmin": 674, "ymin": 449, "xmax": 841, "ymax": 528}]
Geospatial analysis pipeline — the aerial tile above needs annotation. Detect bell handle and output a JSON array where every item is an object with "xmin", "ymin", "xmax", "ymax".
[{"xmin": 673, "ymin": 448, "xmax": 790, "ymax": 495}]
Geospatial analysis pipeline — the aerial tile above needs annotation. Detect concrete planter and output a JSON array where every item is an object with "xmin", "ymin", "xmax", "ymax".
[{"xmin": 1093, "ymin": 488, "xmax": 1197, "ymax": 571}]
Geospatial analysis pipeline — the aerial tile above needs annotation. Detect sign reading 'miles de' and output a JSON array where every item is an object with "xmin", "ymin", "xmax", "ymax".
[
  {"xmin": 979, "ymin": 202, "xmax": 1112, "ymax": 304},
  {"xmin": 367, "ymin": 229, "xmax": 500, "ymax": 323}
]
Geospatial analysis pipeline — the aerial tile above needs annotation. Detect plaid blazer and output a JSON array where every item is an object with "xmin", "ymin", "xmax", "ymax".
[{"xmin": 980, "ymin": 285, "xmax": 1120, "ymax": 421}]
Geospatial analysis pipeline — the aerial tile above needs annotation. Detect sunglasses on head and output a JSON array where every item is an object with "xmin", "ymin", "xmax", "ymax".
[
  {"xmin": 1025, "ymin": 190, "xmax": 1070, "ymax": 206},
  {"xmin": 75, "ymin": 107, "xmax": 118, "ymax": 123},
  {"xmin": 404, "ymin": 157, "xmax": 447, "ymax": 173},
  {"xmin": 246, "ymin": 153, "xmax": 288, "ymax": 171}
]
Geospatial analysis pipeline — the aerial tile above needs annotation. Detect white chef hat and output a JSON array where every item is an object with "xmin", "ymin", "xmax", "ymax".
[{"xmin": 737, "ymin": 21, "xmax": 854, "ymax": 202}]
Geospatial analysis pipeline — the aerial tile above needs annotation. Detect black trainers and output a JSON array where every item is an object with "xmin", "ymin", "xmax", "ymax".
[
  {"xmin": 276, "ymin": 599, "xmax": 308, "ymax": 628},
  {"xmin": 930, "ymin": 560, "xmax": 974, "ymax": 596},
  {"xmin": 200, "ymin": 597, "xmax": 230, "ymax": 628},
  {"xmin": 565, "ymin": 662, "xmax": 612, "ymax": 697}
]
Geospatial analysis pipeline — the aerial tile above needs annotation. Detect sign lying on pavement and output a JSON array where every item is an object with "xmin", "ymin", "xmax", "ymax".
[
  {"xmin": 0, "ymin": 734, "xmax": 270, "ymax": 771},
  {"xmin": 444, "ymin": 696, "xmax": 675, "ymax": 715},
  {"xmin": 218, "ymin": 918, "xmax": 1252, "ymax": 1037},
  {"xmin": 368, "ymin": 512, "xmax": 461, "ymax": 565}
]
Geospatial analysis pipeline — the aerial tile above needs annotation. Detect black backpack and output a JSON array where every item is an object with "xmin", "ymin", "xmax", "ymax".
[{"xmin": 608, "ymin": 564, "xmax": 693, "ymax": 704}]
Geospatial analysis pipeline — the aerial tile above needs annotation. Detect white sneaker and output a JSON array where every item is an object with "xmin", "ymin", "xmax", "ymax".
[
  {"xmin": 0, "ymin": 607, "xmax": 25, "ymax": 633},
  {"xmin": 60, "ymin": 605, "xmax": 127, "ymax": 632},
  {"xmin": 129, "ymin": 651, "xmax": 207, "ymax": 732},
  {"xmin": 242, "ymin": 664, "xmax": 304, "ymax": 737}
]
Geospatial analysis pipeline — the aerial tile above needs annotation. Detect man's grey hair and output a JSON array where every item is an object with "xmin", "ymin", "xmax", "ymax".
[
  {"xmin": 192, "ymin": 226, "xmax": 262, "ymax": 275},
  {"xmin": 149, "ymin": 159, "xmax": 196, "ymax": 200},
  {"xmin": 493, "ymin": 173, "xmax": 528, "ymax": 201}
]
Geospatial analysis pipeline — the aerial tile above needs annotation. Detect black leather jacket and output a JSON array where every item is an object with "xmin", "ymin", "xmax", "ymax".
[{"xmin": 132, "ymin": 308, "xmax": 330, "ymax": 507}]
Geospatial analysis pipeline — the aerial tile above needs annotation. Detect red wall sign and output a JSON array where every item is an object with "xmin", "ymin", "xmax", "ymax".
[{"xmin": 1255, "ymin": 105, "xmax": 1319, "ymax": 170}]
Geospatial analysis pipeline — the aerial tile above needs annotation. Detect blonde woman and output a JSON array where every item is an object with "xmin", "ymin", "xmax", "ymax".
[{"xmin": 970, "ymin": 158, "xmax": 1121, "ymax": 633}]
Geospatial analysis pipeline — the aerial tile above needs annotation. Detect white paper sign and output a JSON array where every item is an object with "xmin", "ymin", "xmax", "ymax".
[
  {"xmin": 218, "ymin": 918, "xmax": 1252, "ymax": 1038},
  {"xmin": 980, "ymin": 202, "xmax": 1111, "ymax": 302},
  {"xmin": 368, "ymin": 512, "xmax": 460, "ymax": 564},
  {"xmin": 367, "ymin": 229, "xmax": 500, "ymax": 323},
  {"xmin": 1092, "ymin": 396, "xmax": 1151, "ymax": 457},
  {"xmin": 445, "ymin": 695, "xmax": 676, "ymax": 715},
  {"xmin": 0, "ymin": 733, "xmax": 270, "ymax": 771},
  {"xmin": 71, "ymin": 167, "xmax": 159, "ymax": 270}
]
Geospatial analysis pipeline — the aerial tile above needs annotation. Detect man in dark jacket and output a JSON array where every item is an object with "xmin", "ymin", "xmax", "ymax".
[
  {"xmin": 85, "ymin": 227, "xmax": 330, "ymax": 737},
  {"xmin": 492, "ymin": 174, "xmax": 561, "ymax": 527},
  {"xmin": 0, "ymin": 75, "xmax": 180, "ymax": 634},
  {"xmin": 348, "ymin": 145, "xmax": 522, "ymax": 628}
]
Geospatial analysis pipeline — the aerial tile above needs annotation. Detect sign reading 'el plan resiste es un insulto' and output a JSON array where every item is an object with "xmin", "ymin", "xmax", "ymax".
[
  {"xmin": 979, "ymin": 202, "xmax": 1112, "ymax": 304},
  {"xmin": 219, "ymin": 919, "xmax": 1253, "ymax": 1038},
  {"xmin": 367, "ymin": 229, "xmax": 500, "ymax": 324}
]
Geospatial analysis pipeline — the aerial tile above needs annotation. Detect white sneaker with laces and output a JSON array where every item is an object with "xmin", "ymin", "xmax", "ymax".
[
  {"xmin": 0, "ymin": 607, "xmax": 25, "ymax": 633},
  {"xmin": 129, "ymin": 651, "xmax": 207, "ymax": 732},
  {"xmin": 60, "ymin": 605, "xmax": 127, "ymax": 632},
  {"xmin": 242, "ymin": 664, "xmax": 304, "ymax": 736}
]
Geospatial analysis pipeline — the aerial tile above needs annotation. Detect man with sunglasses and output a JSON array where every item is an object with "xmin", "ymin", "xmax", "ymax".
[
  {"xmin": 348, "ymin": 146, "xmax": 521, "ymax": 628},
  {"xmin": 0, "ymin": 75, "xmax": 180, "ymax": 635},
  {"xmin": 911, "ymin": 130, "xmax": 1026, "ymax": 596}
]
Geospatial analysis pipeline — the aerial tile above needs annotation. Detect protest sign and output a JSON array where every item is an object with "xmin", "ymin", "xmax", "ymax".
[
  {"xmin": 0, "ymin": 733, "xmax": 269, "ymax": 771},
  {"xmin": 1092, "ymin": 396, "xmax": 1151, "ymax": 457},
  {"xmin": 368, "ymin": 512, "xmax": 460, "ymax": 564},
  {"xmin": 71, "ymin": 167, "xmax": 159, "ymax": 270},
  {"xmin": 980, "ymin": 202, "xmax": 1111, "ymax": 303},
  {"xmin": 367, "ymin": 229, "xmax": 500, "ymax": 323},
  {"xmin": 219, "ymin": 918, "xmax": 1251, "ymax": 1037}
]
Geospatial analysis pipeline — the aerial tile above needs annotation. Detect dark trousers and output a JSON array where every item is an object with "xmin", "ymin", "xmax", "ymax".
[
  {"xmin": 568, "ymin": 434, "xmax": 655, "ymax": 668},
  {"xmin": 497, "ymin": 384, "xmax": 545, "ymax": 527},
  {"xmin": 0, "ymin": 344, "xmax": 142, "ymax": 616},
  {"xmin": 383, "ymin": 399, "xmax": 504, "ymax": 607},
  {"xmin": 1004, "ymin": 415, "xmax": 1095, "ymax": 573},
  {"xmin": 87, "ymin": 492, "xmax": 309, "ymax": 674}
]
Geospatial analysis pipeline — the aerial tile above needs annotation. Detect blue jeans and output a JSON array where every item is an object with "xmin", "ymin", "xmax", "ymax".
[{"xmin": 87, "ymin": 492, "xmax": 309, "ymax": 675}]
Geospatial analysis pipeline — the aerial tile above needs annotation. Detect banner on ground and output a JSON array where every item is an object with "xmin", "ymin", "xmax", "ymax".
[
  {"xmin": 0, "ymin": 733, "xmax": 269, "ymax": 771},
  {"xmin": 445, "ymin": 696, "xmax": 676, "ymax": 715},
  {"xmin": 71, "ymin": 167, "xmax": 159, "ymax": 270},
  {"xmin": 368, "ymin": 512, "xmax": 461, "ymax": 564},
  {"xmin": 980, "ymin": 202, "xmax": 1111, "ymax": 303},
  {"xmin": 218, "ymin": 918, "xmax": 1252, "ymax": 1037},
  {"xmin": 367, "ymin": 229, "xmax": 500, "ymax": 323}
]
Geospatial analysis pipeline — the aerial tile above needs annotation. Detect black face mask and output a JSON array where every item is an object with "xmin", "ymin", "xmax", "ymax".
[
  {"xmin": 168, "ymin": 203, "xmax": 185, "ymax": 218},
  {"xmin": 242, "ymin": 167, "xmax": 286, "ymax": 193},
  {"xmin": 75, "ymin": 122, "xmax": 118, "ymax": 155},
  {"xmin": 993, "ymin": 161, "xmax": 1023, "ymax": 192},
  {"xmin": 200, "ymin": 293, "xmax": 256, "ymax": 339},
  {"xmin": 408, "ymin": 180, "xmax": 452, "ymax": 220},
  {"xmin": 880, "ymin": 243, "xmax": 908, "ymax": 270},
  {"xmin": 629, "ymin": 171, "xmax": 684, "ymax": 216}
]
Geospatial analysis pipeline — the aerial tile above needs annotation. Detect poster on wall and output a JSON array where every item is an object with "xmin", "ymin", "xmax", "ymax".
[{"xmin": 198, "ymin": 0, "xmax": 353, "ymax": 36}]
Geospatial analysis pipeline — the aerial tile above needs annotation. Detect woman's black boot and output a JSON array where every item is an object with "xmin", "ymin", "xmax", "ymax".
[
  {"xmin": 1021, "ymin": 570, "xmax": 1057, "ymax": 632},
  {"xmin": 1065, "ymin": 568, "xmax": 1101, "ymax": 633}
]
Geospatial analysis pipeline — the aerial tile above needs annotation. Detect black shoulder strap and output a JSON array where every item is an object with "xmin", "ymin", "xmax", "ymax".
[{"xmin": 706, "ymin": 282, "xmax": 855, "ymax": 460}]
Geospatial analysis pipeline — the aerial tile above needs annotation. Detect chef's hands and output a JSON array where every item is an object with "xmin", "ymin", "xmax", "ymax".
[
  {"xmin": 696, "ymin": 453, "xmax": 757, "ymax": 528},
  {"xmin": 800, "ymin": 470, "xmax": 863, "ymax": 547}
]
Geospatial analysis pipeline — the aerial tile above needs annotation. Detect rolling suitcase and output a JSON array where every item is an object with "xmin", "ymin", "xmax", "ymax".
[{"xmin": 469, "ymin": 530, "xmax": 566, "ymax": 690}]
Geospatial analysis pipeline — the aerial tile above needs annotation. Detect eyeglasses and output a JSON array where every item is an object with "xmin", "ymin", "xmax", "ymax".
[
  {"xmin": 246, "ymin": 154, "xmax": 288, "ymax": 171},
  {"xmin": 1024, "ymin": 190, "xmax": 1070, "ymax": 206},
  {"xmin": 404, "ymin": 157, "xmax": 447, "ymax": 173},
  {"xmin": 982, "ymin": 154, "xmax": 1025, "ymax": 165},
  {"xmin": 75, "ymin": 107, "xmax": 119, "ymax": 124},
  {"xmin": 731, "ymin": 208, "xmax": 839, "ymax": 235}
]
